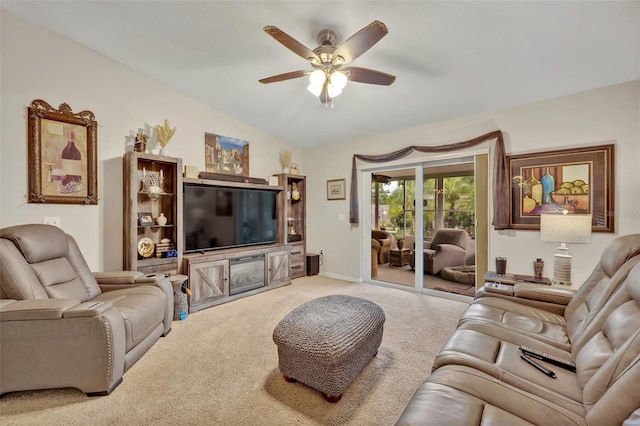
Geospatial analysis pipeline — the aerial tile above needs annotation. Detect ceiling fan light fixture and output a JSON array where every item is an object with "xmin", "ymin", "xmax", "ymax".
[
  {"xmin": 327, "ymin": 83, "xmax": 343, "ymax": 98},
  {"xmin": 309, "ymin": 69, "xmax": 326, "ymax": 87},
  {"xmin": 260, "ymin": 21, "xmax": 395, "ymax": 107},
  {"xmin": 307, "ymin": 83, "xmax": 323, "ymax": 97},
  {"xmin": 330, "ymin": 71, "xmax": 347, "ymax": 90}
]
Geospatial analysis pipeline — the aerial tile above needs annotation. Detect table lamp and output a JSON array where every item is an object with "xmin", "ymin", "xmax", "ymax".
[{"xmin": 540, "ymin": 212, "xmax": 592, "ymax": 286}]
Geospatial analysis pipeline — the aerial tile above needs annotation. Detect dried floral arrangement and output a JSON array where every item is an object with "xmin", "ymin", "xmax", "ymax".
[
  {"xmin": 279, "ymin": 150, "xmax": 292, "ymax": 169},
  {"xmin": 154, "ymin": 119, "xmax": 176, "ymax": 148}
]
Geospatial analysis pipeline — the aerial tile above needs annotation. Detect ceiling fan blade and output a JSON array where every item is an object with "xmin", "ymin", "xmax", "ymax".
[
  {"xmin": 373, "ymin": 174, "xmax": 392, "ymax": 184},
  {"xmin": 259, "ymin": 70, "xmax": 307, "ymax": 84},
  {"xmin": 263, "ymin": 26, "xmax": 320, "ymax": 63},
  {"xmin": 343, "ymin": 67, "xmax": 396, "ymax": 85},
  {"xmin": 332, "ymin": 20, "xmax": 389, "ymax": 65}
]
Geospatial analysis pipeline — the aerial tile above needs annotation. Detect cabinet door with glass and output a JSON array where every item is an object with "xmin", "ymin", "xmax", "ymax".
[{"xmin": 123, "ymin": 151, "xmax": 183, "ymax": 275}]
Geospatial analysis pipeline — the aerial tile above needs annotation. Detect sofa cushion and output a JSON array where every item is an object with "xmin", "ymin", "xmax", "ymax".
[{"xmin": 396, "ymin": 365, "xmax": 585, "ymax": 426}]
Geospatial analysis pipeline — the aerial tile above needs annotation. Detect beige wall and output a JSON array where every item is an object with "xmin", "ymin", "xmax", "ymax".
[
  {"xmin": 2, "ymin": 10, "xmax": 639, "ymax": 286},
  {"xmin": 304, "ymin": 81, "xmax": 640, "ymax": 286},
  {"xmin": 0, "ymin": 11, "xmax": 300, "ymax": 271}
]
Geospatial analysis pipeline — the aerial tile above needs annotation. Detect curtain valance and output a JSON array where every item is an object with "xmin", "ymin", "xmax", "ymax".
[{"xmin": 349, "ymin": 130, "xmax": 509, "ymax": 230}]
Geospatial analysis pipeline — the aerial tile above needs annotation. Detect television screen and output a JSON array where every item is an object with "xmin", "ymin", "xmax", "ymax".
[{"xmin": 183, "ymin": 184, "xmax": 277, "ymax": 252}]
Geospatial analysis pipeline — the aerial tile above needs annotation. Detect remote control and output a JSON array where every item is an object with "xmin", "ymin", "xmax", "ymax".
[
  {"xmin": 519, "ymin": 345, "xmax": 576, "ymax": 372},
  {"xmin": 521, "ymin": 354, "xmax": 557, "ymax": 379}
]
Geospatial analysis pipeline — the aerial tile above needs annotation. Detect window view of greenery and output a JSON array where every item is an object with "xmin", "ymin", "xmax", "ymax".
[{"xmin": 372, "ymin": 173, "xmax": 475, "ymax": 239}]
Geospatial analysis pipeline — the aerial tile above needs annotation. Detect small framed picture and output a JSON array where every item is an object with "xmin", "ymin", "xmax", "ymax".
[
  {"xmin": 138, "ymin": 212, "xmax": 154, "ymax": 226},
  {"xmin": 327, "ymin": 178, "xmax": 346, "ymax": 200}
]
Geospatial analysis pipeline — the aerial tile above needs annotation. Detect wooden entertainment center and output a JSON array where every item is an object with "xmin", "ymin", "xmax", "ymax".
[{"xmin": 123, "ymin": 152, "xmax": 306, "ymax": 312}]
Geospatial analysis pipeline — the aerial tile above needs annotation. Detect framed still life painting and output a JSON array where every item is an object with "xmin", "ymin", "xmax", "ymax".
[
  {"xmin": 508, "ymin": 143, "xmax": 615, "ymax": 232},
  {"xmin": 27, "ymin": 99, "xmax": 98, "ymax": 204},
  {"xmin": 204, "ymin": 133, "xmax": 250, "ymax": 177}
]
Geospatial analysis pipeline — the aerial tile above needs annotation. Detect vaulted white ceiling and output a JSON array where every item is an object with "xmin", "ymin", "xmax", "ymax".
[{"xmin": 3, "ymin": 1, "xmax": 639, "ymax": 149}]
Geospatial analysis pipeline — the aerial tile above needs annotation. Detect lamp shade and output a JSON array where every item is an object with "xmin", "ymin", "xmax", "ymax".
[{"xmin": 540, "ymin": 213, "xmax": 592, "ymax": 244}]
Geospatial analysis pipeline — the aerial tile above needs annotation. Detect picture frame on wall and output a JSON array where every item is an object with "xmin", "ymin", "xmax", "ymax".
[
  {"xmin": 508, "ymin": 143, "xmax": 615, "ymax": 232},
  {"xmin": 204, "ymin": 133, "xmax": 250, "ymax": 177},
  {"xmin": 27, "ymin": 99, "xmax": 98, "ymax": 204},
  {"xmin": 327, "ymin": 178, "xmax": 346, "ymax": 200},
  {"xmin": 27, "ymin": 99, "xmax": 98, "ymax": 205}
]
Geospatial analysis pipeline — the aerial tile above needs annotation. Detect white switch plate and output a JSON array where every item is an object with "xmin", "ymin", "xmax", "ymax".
[
  {"xmin": 43, "ymin": 217, "xmax": 61, "ymax": 228},
  {"xmin": 338, "ymin": 214, "xmax": 346, "ymax": 221}
]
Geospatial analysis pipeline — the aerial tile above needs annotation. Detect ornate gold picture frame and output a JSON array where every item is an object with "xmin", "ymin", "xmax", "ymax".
[{"xmin": 27, "ymin": 99, "xmax": 98, "ymax": 204}]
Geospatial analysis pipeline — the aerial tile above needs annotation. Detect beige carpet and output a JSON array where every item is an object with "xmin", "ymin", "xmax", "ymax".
[{"xmin": 0, "ymin": 276, "xmax": 468, "ymax": 426}]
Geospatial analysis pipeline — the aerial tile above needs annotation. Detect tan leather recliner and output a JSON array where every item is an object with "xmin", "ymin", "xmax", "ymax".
[{"xmin": 0, "ymin": 224, "xmax": 173, "ymax": 396}]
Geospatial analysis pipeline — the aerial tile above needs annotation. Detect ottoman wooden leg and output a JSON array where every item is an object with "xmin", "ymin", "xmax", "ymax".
[
  {"xmin": 322, "ymin": 392, "xmax": 342, "ymax": 403},
  {"xmin": 283, "ymin": 375, "xmax": 297, "ymax": 383}
]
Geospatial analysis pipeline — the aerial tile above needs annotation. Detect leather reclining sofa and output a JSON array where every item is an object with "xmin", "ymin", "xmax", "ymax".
[
  {"xmin": 396, "ymin": 233, "xmax": 640, "ymax": 425},
  {"xmin": 0, "ymin": 224, "xmax": 174, "ymax": 396}
]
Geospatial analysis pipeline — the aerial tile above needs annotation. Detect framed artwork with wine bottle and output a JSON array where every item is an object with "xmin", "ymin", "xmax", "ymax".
[
  {"xmin": 27, "ymin": 99, "xmax": 98, "ymax": 204},
  {"xmin": 508, "ymin": 143, "xmax": 615, "ymax": 232}
]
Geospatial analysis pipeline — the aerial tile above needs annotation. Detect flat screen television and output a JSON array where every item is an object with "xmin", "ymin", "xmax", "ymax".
[{"xmin": 183, "ymin": 183, "xmax": 277, "ymax": 253}]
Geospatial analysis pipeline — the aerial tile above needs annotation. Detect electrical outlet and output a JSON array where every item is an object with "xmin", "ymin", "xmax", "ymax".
[{"xmin": 43, "ymin": 217, "xmax": 61, "ymax": 228}]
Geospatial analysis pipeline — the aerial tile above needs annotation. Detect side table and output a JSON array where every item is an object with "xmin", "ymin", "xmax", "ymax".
[{"xmin": 389, "ymin": 248, "xmax": 411, "ymax": 267}]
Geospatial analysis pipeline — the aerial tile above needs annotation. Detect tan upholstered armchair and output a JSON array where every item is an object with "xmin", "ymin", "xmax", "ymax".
[
  {"xmin": 0, "ymin": 224, "xmax": 173, "ymax": 396},
  {"xmin": 372, "ymin": 230, "xmax": 395, "ymax": 264},
  {"xmin": 371, "ymin": 239, "xmax": 380, "ymax": 277},
  {"xmin": 422, "ymin": 228, "xmax": 469, "ymax": 275}
]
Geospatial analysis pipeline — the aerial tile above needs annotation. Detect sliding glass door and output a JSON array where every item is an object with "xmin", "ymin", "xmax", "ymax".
[{"xmin": 368, "ymin": 153, "xmax": 488, "ymax": 299}]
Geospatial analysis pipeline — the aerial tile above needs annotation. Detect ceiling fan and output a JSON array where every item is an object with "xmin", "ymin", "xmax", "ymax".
[{"xmin": 259, "ymin": 20, "xmax": 396, "ymax": 106}]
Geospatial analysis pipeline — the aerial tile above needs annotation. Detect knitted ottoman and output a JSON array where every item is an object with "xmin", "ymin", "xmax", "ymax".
[{"xmin": 273, "ymin": 294, "xmax": 385, "ymax": 402}]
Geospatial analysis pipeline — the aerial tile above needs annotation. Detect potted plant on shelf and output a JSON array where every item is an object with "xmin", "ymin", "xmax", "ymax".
[{"xmin": 397, "ymin": 237, "xmax": 405, "ymax": 250}]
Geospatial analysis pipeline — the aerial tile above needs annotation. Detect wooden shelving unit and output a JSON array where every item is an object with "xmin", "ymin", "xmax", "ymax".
[
  {"xmin": 275, "ymin": 173, "xmax": 306, "ymax": 278},
  {"xmin": 123, "ymin": 151, "xmax": 183, "ymax": 276}
]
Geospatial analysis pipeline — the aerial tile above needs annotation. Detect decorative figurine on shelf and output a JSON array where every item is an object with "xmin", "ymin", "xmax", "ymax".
[
  {"xmin": 291, "ymin": 182, "xmax": 301, "ymax": 201},
  {"xmin": 134, "ymin": 128, "xmax": 148, "ymax": 153},
  {"xmin": 154, "ymin": 119, "xmax": 176, "ymax": 156},
  {"xmin": 290, "ymin": 163, "xmax": 299, "ymax": 175}
]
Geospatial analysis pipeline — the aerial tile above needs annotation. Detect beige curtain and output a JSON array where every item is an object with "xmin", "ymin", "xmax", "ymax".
[{"xmin": 349, "ymin": 130, "xmax": 509, "ymax": 230}]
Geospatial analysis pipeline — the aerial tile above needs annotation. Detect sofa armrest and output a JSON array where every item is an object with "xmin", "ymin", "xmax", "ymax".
[
  {"xmin": 0, "ymin": 299, "xmax": 116, "ymax": 321},
  {"xmin": 0, "ymin": 299, "xmax": 81, "ymax": 321},
  {"xmin": 425, "ymin": 244, "xmax": 467, "ymax": 274},
  {"xmin": 475, "ymin": 286, "xmax": 568, "ymax": 315},
  {"xmin": 93, "ymin": 270, "xmax": 165, "ymax": 284},
  {"xmin": 63, "ymin": 301, "xmax": 114, "ymax": 318},
  {"xmin": 95, "ymin": 272, "xmax": 174, "ymax": 335},
  {"xmin": 514, "ymin": 283, "xmax": 575, "ymax": 305}
]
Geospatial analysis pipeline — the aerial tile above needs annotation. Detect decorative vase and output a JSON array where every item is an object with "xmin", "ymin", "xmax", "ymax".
[
  {"xmin": 541, "ymin": 167, "xmax": 555, "ymax": 204},
  {"xmin": 160, "ymin": 146, "xmax": 169, "ymax": 156},
  {"xmin": 397, "ymin": 241, "xmax": 404, "ymax": 250},
  {"xmin": 533, "ymin": 259, "xmax": 544, "ymax": 279},
  {"xmin": 524, "ymin": 172, "xmax": 542, "ymax": 206},
  {"xmin": 282, "ymin": 166, "xmax": 290, "ymax": 174},
  {"xmin": 156, "ymin": 213, "xmax": 168, "ymax": 226}
]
